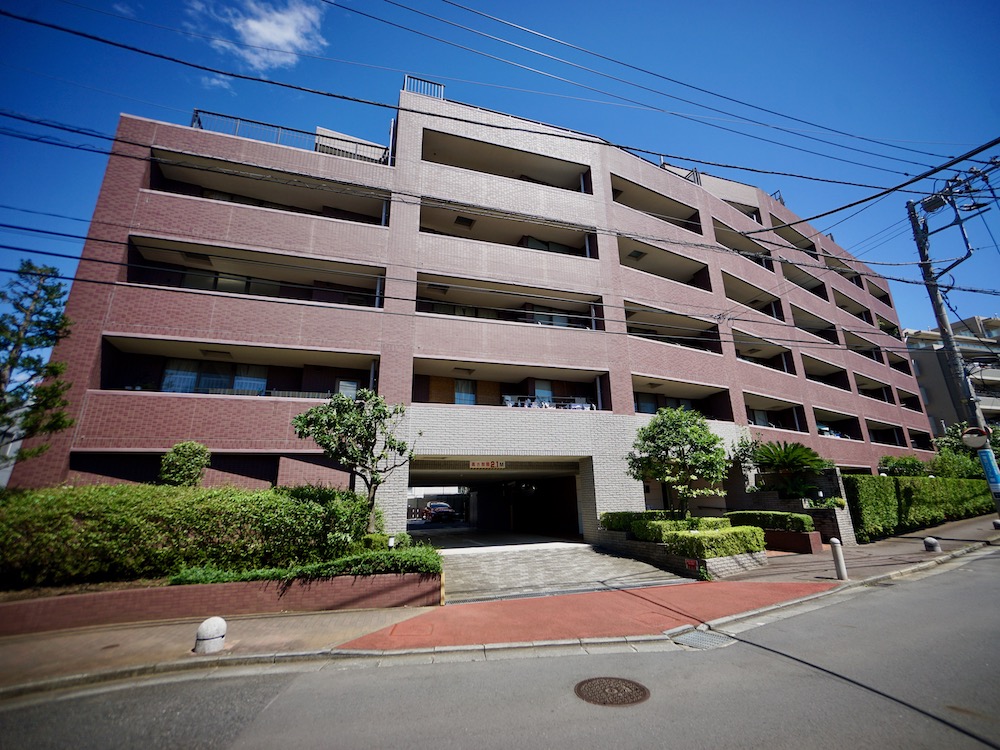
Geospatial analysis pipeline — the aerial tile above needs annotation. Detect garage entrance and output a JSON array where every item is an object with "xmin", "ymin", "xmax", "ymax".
[{"xmin": 407, "ymin": 458, "xmax": 583, "ymax": 540}]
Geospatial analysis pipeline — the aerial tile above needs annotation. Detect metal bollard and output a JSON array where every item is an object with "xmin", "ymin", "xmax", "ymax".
[
  {"xmin": 830, "ymin": 538, "xmax": 849, "ymax": 581},
  {"xmin": 924, "ymin": 537, "xmax": 942, "ymax": 553}
]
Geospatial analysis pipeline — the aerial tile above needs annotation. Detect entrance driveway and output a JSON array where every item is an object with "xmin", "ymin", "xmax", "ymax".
[{"xmin": 412, "ymin": 527, "xmax": 685, "ymax": 603}]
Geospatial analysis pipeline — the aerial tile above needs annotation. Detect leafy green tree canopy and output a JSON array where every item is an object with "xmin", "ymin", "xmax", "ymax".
[
  {"xmin": 293, "ymin": 389, "xmax": 413, "ymax": 532},
  {"xmin": 626, "ymin": 407, "xmax": 728, "ymax": 514},
  {"xmin": 0, "ymin": 260, "xmax": 73, "ymax": 465},
  {"xmin": 933, "ymin": 421, "xmax": 1000, "ymax": 457},
  {"xmin": 159, "ymin": 441, "xmax": 211, "ymax": 486},
  {"xmin": 753, "ymin": 441, "xmax": 829, "ymax": 498}
]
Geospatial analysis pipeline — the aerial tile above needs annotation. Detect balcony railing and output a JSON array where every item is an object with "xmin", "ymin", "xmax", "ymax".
[
  {"xmin": 191, "ymin": 110, "xmax": 390, "ymax": 164},
  {"xmin": 119, "ymin": 386, "xmax": 334, "ymax": 399}
]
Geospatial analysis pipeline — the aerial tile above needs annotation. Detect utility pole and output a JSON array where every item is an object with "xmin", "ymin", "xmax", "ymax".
[
  {"xmin": 907, "ymin": 198, "xmax": 984, "ymax": 428},
  {"xmin": 907, "ymin": 160, "xmax": 1000, "ymax": 517}
]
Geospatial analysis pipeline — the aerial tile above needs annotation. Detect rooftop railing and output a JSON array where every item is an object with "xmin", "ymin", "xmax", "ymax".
[{"xmin": 190, "ymin": 110, "xmax": 390, "ymax": 164}]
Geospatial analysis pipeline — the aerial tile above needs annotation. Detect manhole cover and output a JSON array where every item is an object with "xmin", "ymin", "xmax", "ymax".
[
  {"xmin": 672, "ymin": 630, "xmax": 736, "ymax": 650},
  {"xmin": 574, "ymin": 677, "xmax": 650, "ymax": 706}
]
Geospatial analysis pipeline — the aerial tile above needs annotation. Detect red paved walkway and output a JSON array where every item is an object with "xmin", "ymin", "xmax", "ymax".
[{"xmin": 342, "ymin": 581, "xmax": 837, "ymax": 650}]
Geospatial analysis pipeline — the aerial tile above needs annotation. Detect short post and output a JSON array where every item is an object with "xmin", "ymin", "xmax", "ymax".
[
  {"xmin": 194, "ymin": 616, "xmax": 227, "ymax": 655},
  {"xmin": 924, "ymin": 537, "xmax": 942, "ymax": 553},
  {"xmin": 830, "ymin": 538, "xmax": 849, "ymax": 581}
]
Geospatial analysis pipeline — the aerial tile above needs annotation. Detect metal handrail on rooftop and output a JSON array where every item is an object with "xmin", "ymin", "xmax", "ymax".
[{"xmin": 190, "ymin": 110, "xmax": 389, "ymax": 164}]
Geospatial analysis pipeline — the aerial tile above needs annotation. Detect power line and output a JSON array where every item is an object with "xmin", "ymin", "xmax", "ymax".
[
  {"xmin": 333, "ymin": 0, "xmax": 917, "ymax": 177},
  {"xmin": 441, "ymin": 0, "xmax": 959, "ymax": 162}
]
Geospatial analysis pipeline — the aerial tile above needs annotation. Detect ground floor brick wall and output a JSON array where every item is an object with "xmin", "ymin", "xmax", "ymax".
[{"xmin": 0, "ymin": 574, "xmax": 442, "ymax": 636}]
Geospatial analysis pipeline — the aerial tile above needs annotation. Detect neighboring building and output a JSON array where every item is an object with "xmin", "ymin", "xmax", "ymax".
[
  {"xmin": 10, "ymin": 79, "xmax": 934, "ymax": 540},
  {"xmin": 905, "ymin": 316, "xmax": 1000, "ymax": 435}
]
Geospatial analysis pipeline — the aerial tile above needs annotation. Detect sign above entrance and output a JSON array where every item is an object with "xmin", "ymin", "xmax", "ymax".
[{"xmin": 470, "ymin": 460, "xmax": 506, "ymax": 470}]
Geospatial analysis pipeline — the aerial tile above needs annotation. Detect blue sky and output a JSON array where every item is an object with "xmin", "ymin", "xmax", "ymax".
[{"xmin": 1, "ymin": 0, "xmax": 998, "ymax": 332}]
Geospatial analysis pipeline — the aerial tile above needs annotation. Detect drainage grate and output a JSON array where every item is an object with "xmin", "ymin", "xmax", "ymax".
[
  {"xmin": 672, "ymin": 630, "xmax": 736, "ymax": 650},
  {"xmin": 574, "ymin": 677, "xmax": 650, "ymax": 706}
]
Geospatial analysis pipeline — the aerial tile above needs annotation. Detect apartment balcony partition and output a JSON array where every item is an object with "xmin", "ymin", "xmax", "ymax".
[
  {"xmin": 721, "ymin": 272, "xmax": 785, "ymax": 321},
  {"xmin": 610, "ymin": 174, "xmax": 702, "ymax": 235},
  {"xmin": 617, "ymin": 237, "xmax": 712, "ymax": 292},
  {"xmin": 632, "ymin": 375, "xmax": 733, "ymax": 421}
]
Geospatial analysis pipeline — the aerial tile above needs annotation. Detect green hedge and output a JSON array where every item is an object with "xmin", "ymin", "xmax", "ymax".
[
  {"xmin": 0, "ymin": 484, "xmax": 382, "ymax": 589},
  {"xmin": 600, "ymin": 510, "xmax": 688, "ymax": 532},
  {"xmin": 630, "ymin": 517, "xmax": 731, "ymax": 541},
  {"xmin": 844, "ymin": 475, "xmax": 994, "ymax": 543},
  {"xmin": 169, "ymin": 546, "xmax": 442, "ymax": 585},
  {"xmin": 659, "ymin": 527, "xmax": 765, "ymax": 559},
  {"xmin": 725, "ymin": 511, "xmax": 815, "ymax": 533}
]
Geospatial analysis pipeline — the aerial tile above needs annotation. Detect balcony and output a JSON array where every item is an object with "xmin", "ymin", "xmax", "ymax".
[
  {"xmin": 411, "ymin": 358, "xmax": 608, "ymax": 410},
  {"xmin": 844, "ymin": 331, "xmax": 883, "ymax": 364},
  {"xmin": 822, "ymin": 253, "xmax": 865, "ymax": 289},
  {"xmin": 781, "ymin": 264, "xmax": 828, "ymax": 301},
  {"xmin": 744, "ymin": 393, "xmax": 808, "ymax": 433},
  {"xmin": 802, "ymin": 355, "xmax": 850, "ymax": 390},
  {"xmin": 102, "ymin": 337, "xmax": 377, "ymax": 403},
  {"xmin": 722, "ymin": 272, "xmax": 785, "ymax": 321},
  {"xmin": 610, "ymin": 174, "xmax": 702, "ymax": 235},
  {"xmin": 855, "ymin": 373, "xmax": 895, "ymax": 404},
  {"xmin": 625, "ymin": 303, "xmax": 723, "ymax": 354},
  {"xmin": 833, "ymin": 289, "xmax": 873, "ymax": 325},
  {"xmin": 770, "ymin": 220, "xmax": 819, "ymax": 259},
  {"xmin": 128, "ymin": 238, "xmax": 384, "ymax": 308},
  {"xmin": 419, "ymin": 200, "xmax": 595, "ymax": 259},
  {"xmin": 733, "ymin": 331, "xmax": 796, "ymax": 375},
  {"xmin": 714, "ymin": 219, "xmax": 773, "ymax": 271},
  {"xmin": 866, "ymin": 279, "xmax": 893, "ymax": 308},
  {"xmin": 875, "ymin": 314, "xmax": 902, "ymax": 340},
  {"xmin": 791, "ymin": 306, "xmax": 839, "ymax": 344},
  {"xmin": 421, "ymin": 129, "xmax": 591, "ymax": 193},
  {"xmin": 191, "ymin": 110, "xmax": 390, "ymax": 164},
  {"xmin": 813, "ymin": 408, "xmax": 863, "ymax": 440},
  {"xmin": 416, "ymin": 274, "xmax": 601, "ymax": 330},
  {"xmin": 886, "ymin": 351, "xmax": 913, "ymax": 375},
  {"xmin": 632, "ymin": 375, "xmax": 733, "ymax": 421},
  {"xmin": 151, "ymin": 149, "xmax": 390, "ymax": 226},
  {"xmin": 867, "ymin": 420, "xmax": 906, "ymax": 446},
  {"xmin": 897, "ymin": 387, "xmax": 922, "ymax": 412},
  {"xmin": 617, "ymin": 237, "xmax": 711, "ymax": 291}
]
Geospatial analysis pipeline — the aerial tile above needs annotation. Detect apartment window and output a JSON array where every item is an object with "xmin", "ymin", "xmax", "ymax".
[
  {"xmin": 534, "ymin": 380, "xmax": 554, "ymax": 404},
  {"xmin": 337, "ymin": 379, "xmax": 360, "ymax": 399},
  {"xmin": 162, "ymin": 359, "xmax": 267, "ymax": 395},
  {"xmin": 532, "ymin": 308, "xmax": 571, "ymax": 327},
  {"xmin": 455, "ymin": 379, "xmax": 476, "ymax": 405},
  {"xmin": 635, "ymin": 393, "xmax": 658, "ymax": 414}
]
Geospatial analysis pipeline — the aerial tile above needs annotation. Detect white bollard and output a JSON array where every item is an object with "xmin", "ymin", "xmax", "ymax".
[
  {"xmin": 194, "ymin": 616, "xmax": 227, "ymax": 655},
  {"xmin": 923, "ymin": 537, "xmax": 942, "ymax": 553},
  {"xmin": 830, "ymin": 538, "xmax": 849, "ymax": 581}
]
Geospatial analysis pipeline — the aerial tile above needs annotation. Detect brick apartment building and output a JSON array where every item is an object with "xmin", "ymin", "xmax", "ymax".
[{"xmin": 11, "ymin": 78, "xmax": 935, "ymax": 540}]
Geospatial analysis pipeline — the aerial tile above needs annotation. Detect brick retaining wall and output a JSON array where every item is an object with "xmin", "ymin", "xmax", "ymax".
[
  {"xmin": 595, "ymin": 530, "xmax": 768, "ymax": 579},
  {"xmin": 0, "ymin": 574, "xmax": 442, "ymax": 636}
]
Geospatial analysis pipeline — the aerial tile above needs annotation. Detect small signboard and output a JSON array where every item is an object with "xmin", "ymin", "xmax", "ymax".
[
  {"xmin": 685, "ymin": 558, "xmax": 698, "ymax": 571},
  {"xmin": 978, "ymin": 449, "xmax": 1000, "ymax": 494},
  {"xmin": 470, "ymin": 460, "xmax": 506, "ymax": 470}
]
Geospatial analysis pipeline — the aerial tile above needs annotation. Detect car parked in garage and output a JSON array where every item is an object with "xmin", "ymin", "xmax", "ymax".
[{"xmin": 422, "ymin": 501, "xmax": 459, "ymax": 522}]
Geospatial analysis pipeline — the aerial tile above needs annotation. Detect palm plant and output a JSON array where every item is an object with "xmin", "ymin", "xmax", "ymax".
[{"xmin": 752, "ymin": 441, "xmax": 829, "ymax": 498}]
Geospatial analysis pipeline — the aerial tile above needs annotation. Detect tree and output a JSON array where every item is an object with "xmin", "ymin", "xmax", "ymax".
[
  {"xmin": 753, "ymin": 441, "xmax": 829, "ymax": 498},
  {"xmin": 0, "ymin": 260, "xmax": 73, "ymax": 466},
  {"xmin": 932, "ymin": 421, "xmax": 1000, "ymax": 457},
  {"xmin": 626, "ymin": 407, "xmax": 728, "ymax": 515},
  {"xmin": 159, "ymin": 441, "xmax": 212, "ymax": 486},
  {"xmin": 292, "ymin": 388, "xmax": 413, "ymax": 532}
]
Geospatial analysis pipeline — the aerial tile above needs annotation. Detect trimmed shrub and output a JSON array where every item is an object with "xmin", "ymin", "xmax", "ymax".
[
  {"xmin": 630, "ymin": 516, "xmax": 732, "ymax": 542},
  {"xmin": 725, "ymin": 511, "xmax": 815, "ymax": 533},
  {"xmin": 159, "ymin": 441, "xmax": 211, "ymax": 487},
  {"xmin": 659, "ymin": 527, "xmax": 765, "ymax": 559},
  {"xmin": 878, "ymin": 455, "xmax": 926, "ymax": 477},
  {"xmin": 600, "ymin": 510, "xmax": 688, "ymax": 532},
  {"xmin": 896, "ymin": 477, "xmax": 994, "ymax": 531},
  {"xmin": 0, "ymin": 484, "xmax": 376, "ymax": 588},
  {"xmin": 169, "ymin": 546, "xmax": 442, "ymax": 585},
  {"xmin": 843, "ymin": 475, "xmax": 897, "ymax": 543}
]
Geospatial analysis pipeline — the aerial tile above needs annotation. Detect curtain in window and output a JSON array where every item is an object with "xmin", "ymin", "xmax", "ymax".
[
  {"xmin": 161, "ymin": 359, "xmax": 198, "ymax": 392},
  {"xmin": 454, "ymin": 379, "xmax": 476, "ymax": 405},
  {"xmin": 233, "ymin": 364, "xmax": 267, "ymax": 394}
]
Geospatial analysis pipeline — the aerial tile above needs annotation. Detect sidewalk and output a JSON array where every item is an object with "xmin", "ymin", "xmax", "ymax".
[{"xmin": 1, "ymin": 515, "xmax": 997, "ymax": 699}]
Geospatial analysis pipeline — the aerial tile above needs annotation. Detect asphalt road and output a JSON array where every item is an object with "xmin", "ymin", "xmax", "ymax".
[{"xmin": 2, "ymin": 549, "xmax": 998, "ymax": 750}]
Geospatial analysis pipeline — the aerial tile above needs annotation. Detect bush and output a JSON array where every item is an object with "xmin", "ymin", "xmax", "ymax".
[
  {"xmin": 659, "ymin": 527, "xmax": 765, "ymax": 559},
  {"xmin": 809, "ymin": 496, "xmax": 846, "ymax": 510},
  {"xmin": 844, "ymin": 475, "xmax": 993, "ymax": 542},
  {"xmin": 169, "ymin": 546, "xmax": 442, "ymax": 585},
  {"xmin": 0, "ymin": 484, "xmax": 377, "ymax": 588},
  {"xmin": 600, "ymin": 510, "xmax": 688, "ymax": 532},
  {"xmin": 630, "ymin": 516, "xmax": 731, "ymax": 541},
  {"xmin": 725, "ymin": 511, "xmax": 815, "ymax": 532},
  {"xmin": 843, "ymin": 475, "xmax": 897, "ymax": 543},
  {"xmin": 927, "ymin": 449, "xmax": 984, "ymax": 480},
  {"xmin": 159, "ymin": 441, "xmax": 211, "ymax": 487},
  {"xmin": 878, "ymin": 455, "xmax": 926, "ymax": 477}
]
